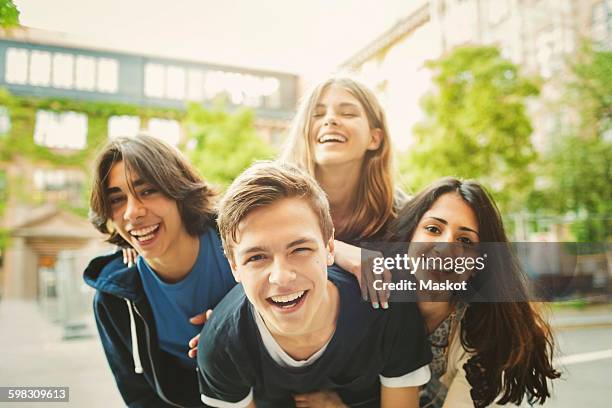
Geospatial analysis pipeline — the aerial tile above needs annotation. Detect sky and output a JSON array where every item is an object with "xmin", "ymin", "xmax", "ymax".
[{"xmin": 15, "ymin": 0, "xmax": 420, "ymax": 82}]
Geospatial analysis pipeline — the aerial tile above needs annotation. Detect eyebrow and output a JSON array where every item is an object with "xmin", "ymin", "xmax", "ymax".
[
  {"xmin": 239, "ymin": 237, "xmax": 317, "ymax": 256},
  {"xmin": 314, "ymin": 102, "xmax": 360, "ymax": 110},
  {"xmin": 106, "ymin": 179, "xmax": 147, "ymax": 195},
  {"xmin": 427, "ymin": 217, "xmax": 480, "ymax": 236}
]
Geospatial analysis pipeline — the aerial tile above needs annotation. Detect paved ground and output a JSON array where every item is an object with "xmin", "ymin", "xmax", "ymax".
[
  {"xmin": 1, "ymin": 299, "xmax": 611, "ymax": 407},
  {"xmin": 0, "ymin": 300, "xmax": 123, "ymax": 407}
]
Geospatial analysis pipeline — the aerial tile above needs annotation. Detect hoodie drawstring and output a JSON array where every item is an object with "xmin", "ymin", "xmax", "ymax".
[{"xmin": 125, "ymin": 299, "xmax": 144, "ymax": 374}]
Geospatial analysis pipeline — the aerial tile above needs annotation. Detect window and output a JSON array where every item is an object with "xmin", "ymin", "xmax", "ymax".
[
  {"xmin": 144, "ymin": 63, "xmax": 165, "ymax": 98},
  {"xmin": 108, "ymin": 115, "xmax": 141, "ymax": 139},
  {"xmin": 4, "ymin": 47, "xmax": 119, "ymax": 93},
  {"xmin": 145, "ymin": 63, "xmax": 186, "ymax": 100},
  {"xmin": 75, "ymin": 55, "xmax": 96, "ymax": 91},
  {"xmin": 0, "ymin": 106, "xmax": 10, "ymax": 135},
  {"xmin": 187, "ymin": 69, "xmax": 204, "ymax": 101},
  {"xmin": 97, "ymin": 58, "xmax": 119, "ymax": 93},
  {"xmin": 52, "ymin": 53, "xmax": 74, "ymax": 89},
  {"xmin": 29, "ymin": 50, "xmax": 51, "ymax": 86},
  {"xmin": 5, "ymin": 47, "xmax": 28, "ymax": 84},
  {"xmin": 34, "ymin": 110, "xmax": 88, "ymax": 150},
  {"xmin": 165, "ymin": 65, "xmax": 186, "ymax": 100},
  {"xmin": 147, "ymin": 118, "xmax": 181, "ymax": 146},
  {"xmin": 33, "ymin": 168, "xmax": 85, "ymax": 204}
]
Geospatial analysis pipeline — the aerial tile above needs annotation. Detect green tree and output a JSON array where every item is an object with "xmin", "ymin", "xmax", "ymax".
[
  {"xmin": 400, "ymin": 45, "xmax": 539, "ymax": 212},
  {"xmin": 184, "ymin": 102, "xmax": 276, "ymax": 188},
  {"xmin": 528, "ymin": 45, "xmax": 612, "ymax": 242},
  {"xmin": 0, "ymin": 0, "xmax": 19, "ymax": 28}
]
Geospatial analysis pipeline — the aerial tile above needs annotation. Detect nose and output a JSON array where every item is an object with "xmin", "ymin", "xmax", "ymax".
[
  {"xmin": 268, "ymin": 258, "xmax": 296, "ymax": 287},
  {"xmin": 123, "ymin": 195, "xmax": 145, "ymax": 222},
  {"xmin": 431, "ymin": 232, "xmax": 456, "ymax": 257},
  {"xmin": 323, "ymin": 111, "xmax": 338, "ymax": 127}
]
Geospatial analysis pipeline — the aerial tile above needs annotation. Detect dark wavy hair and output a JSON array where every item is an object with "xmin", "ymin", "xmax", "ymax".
[
  {"xmin": 89, "ymin": 135, "xmax": 217, "ymax": 247},
  {"xmin": 391, "ymin": 177, "xmax": 560, "ymax": 406}
]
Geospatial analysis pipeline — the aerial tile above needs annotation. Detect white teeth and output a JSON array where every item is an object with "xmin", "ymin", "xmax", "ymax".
[
  {"xmin": 137, "ymin": 233, "xmax": 155, "ymax": 242},
  {"xmin": 270, "ymin": 291, "xmax": 305, "ymax": 304},
  {"xmin": 131, "ymin": 224, "xmax": 160, "ymax": 237},
  {"xmin": 318, "ymin": 134, "xmax": 347, "ymax": 143}
]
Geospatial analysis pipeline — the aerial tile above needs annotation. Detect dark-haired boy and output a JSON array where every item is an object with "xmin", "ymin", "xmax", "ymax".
[
  {"xmin": 84, "ymin": 135, "xmax": 236, "ymax": 407},
  {"xmin": 198, "ymin": 162, "xmax": 431, "ymax": 408}
]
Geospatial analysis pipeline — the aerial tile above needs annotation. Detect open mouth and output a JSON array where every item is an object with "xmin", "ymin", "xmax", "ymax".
[
  {"xmin": 318, "ymin": 134, "xmax": 347, "ymax": 144},
  {"xmin": 129, "ymin": 224, "xmax": 160, "ymax": 243},
  {"xmin": 267, "ymin": 290, "xmax": 308, "ymax": 310}
]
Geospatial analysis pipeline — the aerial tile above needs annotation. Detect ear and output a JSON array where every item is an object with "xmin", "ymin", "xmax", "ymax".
[
  {"xmin": 225, "ymin": 251, "xmax": 242, "ymax": 283},
  {"xmin": 367, "ymin": 128, "xmax": 383, "ymax": 151},
  {"xmin": 326, "ymin": 231, "xmax": 335, "ymax": 266}
]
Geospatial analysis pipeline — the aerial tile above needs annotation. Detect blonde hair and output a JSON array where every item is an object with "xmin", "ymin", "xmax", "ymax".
[
  {"xmin": 217, "ymin": 161, "xmax": 334, "ymax": 262},
  {"xmin": 281, "ymin": 77, "xmax": 395, "ymax": 242}
]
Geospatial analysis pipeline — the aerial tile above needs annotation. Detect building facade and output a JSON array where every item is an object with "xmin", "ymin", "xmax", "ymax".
[
  {"xmin": 0, "ymin": 28, "xmax": 299, "ymax": 299},
  {"xmin": 341, "ymin": 0, "xmax": 610, "ymax": 151}
]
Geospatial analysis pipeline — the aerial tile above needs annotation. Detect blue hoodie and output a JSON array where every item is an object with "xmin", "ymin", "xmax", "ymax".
[{"xmin": 84, "ymin": 250, "xmax": 206, "ymax": 407}]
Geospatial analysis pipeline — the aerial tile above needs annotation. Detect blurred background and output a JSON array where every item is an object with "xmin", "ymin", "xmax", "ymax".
[{"xmin": 0, "ymin": 0, "xmax": 610, "ymax": 406}]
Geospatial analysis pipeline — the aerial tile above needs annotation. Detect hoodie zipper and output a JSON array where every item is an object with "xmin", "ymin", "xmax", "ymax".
[{"xmin": 132, "ymin": 302, "xmax": 188, "ymax": 408}]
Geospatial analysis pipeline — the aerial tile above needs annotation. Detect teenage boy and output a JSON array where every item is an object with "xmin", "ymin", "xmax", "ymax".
[
  {"xmin": 198, "ymin": 162, "xmax": 432, "ymax": 408},
  {"xmin": 84, "ymin": 135, "xmax": 236, "ymax": 407}
]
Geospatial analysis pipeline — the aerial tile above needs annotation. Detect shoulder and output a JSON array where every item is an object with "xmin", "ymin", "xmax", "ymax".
[
  {"xmin": 84, "ymin": 250, "xmax": 142, "ymax": 298},
  {"xmin": 328, "ymin": 264, "xmax": 360, "ymax": 292},
  {"xmin": 199, "ymin": 284, "xmax": 251, "ymax": 347}
]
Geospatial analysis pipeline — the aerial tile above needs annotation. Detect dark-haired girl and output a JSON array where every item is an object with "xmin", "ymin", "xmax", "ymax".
[{"xmin": 393, "ymin": 178, "xmax": 560, "ymax": 407}]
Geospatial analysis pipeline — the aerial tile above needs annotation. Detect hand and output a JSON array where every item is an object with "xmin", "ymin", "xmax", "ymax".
[
  {"xmin": 187, "ymin": 309, "xmax": 213, "ymax": 358},
  {"xmin": 294, "ymin": 390, "xmax": 347, "ymax": 408},
  {"xmin": 121, "ymin": 247, "xmax": 138, "ymax": 267},
  {"xmin": 333, "ymin": 240, "xmax": 391, "ymax": 309}
]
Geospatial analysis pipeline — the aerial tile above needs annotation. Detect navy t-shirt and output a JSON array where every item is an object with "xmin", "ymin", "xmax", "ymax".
[
  {"xmin": 197, "ymin": 265, "xmax": 432, "ymax": 407},
  {"xmin": 138, "ymin": 228, "xmax": 237, "ymax": 368}
]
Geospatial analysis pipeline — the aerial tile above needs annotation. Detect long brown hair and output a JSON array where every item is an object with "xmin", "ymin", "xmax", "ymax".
[
  {"xmin": 392, "ymin": 177, "xmax": 560, "ymax": 406},
  {"xmin": 89, "ymin": 135, "xmax": 217, "ymax": 247},
  {"xmin": 281, "ymin": 77, "xmax": 395, "ymax": 242}
]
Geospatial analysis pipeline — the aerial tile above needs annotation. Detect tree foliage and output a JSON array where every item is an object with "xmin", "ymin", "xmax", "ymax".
[
  {"xmin": 0, "ymin": 0, "xmax": 19, "ymax": 28},
  {"xmin": 400, "ymin": 45, "xmax": 539, "ymax": 212},
  {"xmin": 528, "ymin": 44, "xmax": 612, "ymax": 242},
  {"xmin": 184, "ymin": 102, "xmax": 276, "ymax": 189}
]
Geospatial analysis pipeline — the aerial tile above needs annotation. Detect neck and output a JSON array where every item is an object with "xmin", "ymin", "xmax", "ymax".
[
  {"xmin": 146, "ymin": 232, "xmax": 200, "ymax": 283},
  {"xmin": 418, "ymin": 301, "xmax": 453, "ymax": 334},
  {"xmin": 272, "ymin": 281, "xmax": 339, "ymax": 360},
  {"xmin": 315, "ymin": 162, "xmax": 362, "ymax": 227}
]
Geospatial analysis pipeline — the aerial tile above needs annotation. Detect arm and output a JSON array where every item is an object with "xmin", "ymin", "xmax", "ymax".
[
  {"xmin": 197, "ymin": 326, "xmax": 254, "ymax": 408},
  {"xmin": 381, "ymin": 385, "xmax": 419, "ymax": 408},
  {"xmin": 93, "ymin": 292, "xmax": 169, "ymax": 408},
  {"xmin": 333, "ymin": 240, "xmax": 391, "ymax": 308}
]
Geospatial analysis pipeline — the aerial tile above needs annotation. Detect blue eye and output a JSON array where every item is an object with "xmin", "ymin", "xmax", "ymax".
[{"xmin": 293, "ymin": 247, "xmax": 312, "ymax": 254}]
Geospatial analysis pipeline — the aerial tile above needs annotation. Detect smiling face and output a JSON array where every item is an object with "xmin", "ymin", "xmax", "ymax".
[
  {"xmin": 228, "ymin": 197, "xmax": 335, "ymax": 337},
  {"xmin": 409, "ymin": 192, "xmax": 481, "ymax": 283},
  {"xmin": 310, "ymin": 85, "xmax": 382, "ymax": 167},
  {"xmin": 106, "ymin": 160, "xmax": 189, "ymax": 263}
]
